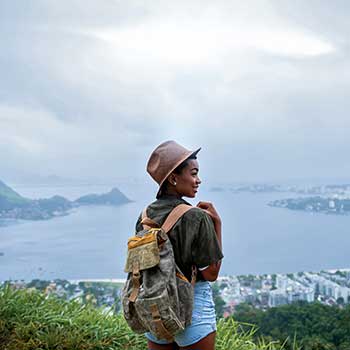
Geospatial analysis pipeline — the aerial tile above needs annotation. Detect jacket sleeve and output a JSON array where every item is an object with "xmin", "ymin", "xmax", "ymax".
[{"xmin": 190, "ymin": 209, "xmax": 224, "ymax": 269}]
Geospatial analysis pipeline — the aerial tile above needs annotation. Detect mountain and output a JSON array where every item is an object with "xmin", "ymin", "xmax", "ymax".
[
  {"xmin": 0, "ymin": 180, "xmax": 131, "ymax": 221},
  {"xmin": 0, "ymin": 180, "xmax": 25, "ymax": 201},
  {"xmin": 0, "ymin": 181, "xmax": 73, "ymax": 219},
  {"xmin": 74, "ymin": 188, "xmax": 131, "ymax": 206},
  {"xmin": 0, "ymin": 180, "xmax": 30, "ymax": 210}
]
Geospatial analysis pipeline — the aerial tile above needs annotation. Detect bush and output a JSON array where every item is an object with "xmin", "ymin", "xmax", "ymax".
[{"xmin": 0, "ymin": 285, "xmax": 296, "ymax": 350}]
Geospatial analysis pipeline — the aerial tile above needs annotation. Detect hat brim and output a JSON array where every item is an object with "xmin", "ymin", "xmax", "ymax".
[{"xmin": 156, "ymin": 147, "xmax": 201, "ymax": 199}]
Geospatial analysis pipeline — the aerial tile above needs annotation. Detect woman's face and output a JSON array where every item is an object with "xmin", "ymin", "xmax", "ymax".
[{"xmin": 173, "ymin": 159, "xmax": 201, "ymax": 198}]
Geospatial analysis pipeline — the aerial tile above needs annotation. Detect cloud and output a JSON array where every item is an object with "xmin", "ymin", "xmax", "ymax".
[
  {"xmin": 0, "ymin": 1, "xmax": 349, "ymax": 182},
  {"xmin": 94, "ymin": 24, "xmax": 326, "ymax": 63}
]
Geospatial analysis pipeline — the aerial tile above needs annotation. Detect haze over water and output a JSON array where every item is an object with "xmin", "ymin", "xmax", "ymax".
[{"xmin": 0, "ymin": 182, "xmax": 349, "ymax": 281}]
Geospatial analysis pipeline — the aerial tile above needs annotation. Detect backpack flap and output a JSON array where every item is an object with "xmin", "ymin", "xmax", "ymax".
[
  {"xmin": 125, "ymin": 229, "xmax": 163, "ymax": 303},
  {"xmin": 124, "ymin": 229, "xmax": 161, "ymax": 273}
]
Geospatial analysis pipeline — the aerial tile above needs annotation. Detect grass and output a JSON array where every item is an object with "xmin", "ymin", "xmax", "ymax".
[{"xmin": 0, "ymin": 284, "xmax": 300, "ymax": 350}]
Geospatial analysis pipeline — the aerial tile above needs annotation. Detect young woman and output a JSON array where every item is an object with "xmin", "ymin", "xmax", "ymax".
[{"xmin": 135, "ymin": 140, "xmax": 223, "ymax": 350}]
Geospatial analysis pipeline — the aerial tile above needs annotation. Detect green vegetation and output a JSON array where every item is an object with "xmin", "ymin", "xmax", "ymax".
[
  {"xmin": 0, "ymin": 284, "xmax": 143, "ymax": 350},
  {"xmin": 0, "ymin": 285, "xmax": 297, "ymax": 350},
  {"xmin": 212, "ymin": 283, "xmax": 225, "ymax": 319},
  {"xmin": 234, "ymin": 301, "xmax": 350, "ymax": 350}
]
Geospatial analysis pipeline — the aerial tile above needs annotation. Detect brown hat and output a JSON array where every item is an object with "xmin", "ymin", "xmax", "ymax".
[{"xmin": 147, "ymin": 140, "xmax": 201, "ymax": 198}]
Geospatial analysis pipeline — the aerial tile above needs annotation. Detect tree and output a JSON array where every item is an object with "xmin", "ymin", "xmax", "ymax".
[
  {"xmin": 337, "ymin": 297, "xmax": 344, "ymax": 305},
  {"xmin": 212, "ymin": 283, "xmax": 225, "ymax": 319},
  {"xmin": 302, "ymin": 336, "xmax": 336, "ymax": 350},
  {"xmin": 219, "ymin": 282, "xmax": 228, "ymax": 289},
  {"xmin": 26, "ymin": 279, "xmax": 50, "ymax": 290},
  {"xmin": 339, "ymin": 342, "xmax": 350, "ymax": 350},
  {"xmin": 234, "ymin": 301, "xmax": 350, "ymax": 349}
]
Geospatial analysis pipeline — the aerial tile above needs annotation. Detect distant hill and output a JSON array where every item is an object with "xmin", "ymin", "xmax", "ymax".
[
  {"xmin": 0, "ymin": 180, "xmax": 30, "ymax": 210},
  {"xmin": 75, "ymin": 188, "xmax": 131, "ymax": 206},
  {"xmin": 0, "ymin": 180, "xmax": 26, "ymax": 201},
  {"xmin": 0, "ymin": 180, "xmax": 74, "ymax": 219},
  {"xmin": 0, "ymin": 180, "xmax": 131, "ymax": 221},
  {"xmin": 269, "ymin": 196, "xmax": 350, "ymax": 215}
]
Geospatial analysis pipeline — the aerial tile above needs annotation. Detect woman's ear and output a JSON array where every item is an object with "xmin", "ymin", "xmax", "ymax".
[{"xmin": 168, "ymin": 173, "xmax": 177, "ymax": 186}]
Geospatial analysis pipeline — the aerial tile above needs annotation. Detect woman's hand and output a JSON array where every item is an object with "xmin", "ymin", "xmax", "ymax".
[{"xmin": 196, "ymin": 201, "xmax": 221, "ymax": 225}]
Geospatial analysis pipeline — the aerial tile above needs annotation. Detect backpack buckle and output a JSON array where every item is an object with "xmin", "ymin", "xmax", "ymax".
[{"xmin": 150, "ymin": 304, "xmax": 174, "ymax": 342}]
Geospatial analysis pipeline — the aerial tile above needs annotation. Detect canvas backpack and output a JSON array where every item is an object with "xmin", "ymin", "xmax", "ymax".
[{"xmin": 121, "ymin": 203, "xmax": 197, "ymax": 341}]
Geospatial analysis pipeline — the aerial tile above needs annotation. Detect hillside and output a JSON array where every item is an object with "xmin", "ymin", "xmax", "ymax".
[
  {"xmin": 0, "ymin": 284, "xmax": 296, "ymax": 350},
  {"xmin": 75, "ymin": 187, "xmax": 131, "ymax": 206},
  {"xmin": 0, "ymin": 180, "xmax": 30, "ymax": 209},
  {"xmin": 0, "ymin": 180, "xmax": 131, "ymax": 221},
  {"xmin": 234, "ymin": 301, "xmax": 350, "ymax": 350}
]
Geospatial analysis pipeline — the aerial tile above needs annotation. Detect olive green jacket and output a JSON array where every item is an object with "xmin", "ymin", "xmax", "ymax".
[{"xmin": 135, "ymin": 195, "xmax": 223, "ymax": 282}]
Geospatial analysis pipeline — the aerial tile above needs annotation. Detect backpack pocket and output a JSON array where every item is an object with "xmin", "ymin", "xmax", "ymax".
[
  {"xmin": 175, "ymin": 273, "xmax": 194, "ymax": 327},
  {"xmin": 122, "ymin": 278, "xmax": 148, "ymax": 333},
  {"xmin": 134, "ymin": 288, "xmax": 185, "ymax": 340}
]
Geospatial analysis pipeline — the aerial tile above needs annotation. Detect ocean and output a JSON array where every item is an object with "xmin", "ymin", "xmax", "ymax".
[{"xmin": 0, "ymin": 182, "xmax": 349, "ymax": 281}]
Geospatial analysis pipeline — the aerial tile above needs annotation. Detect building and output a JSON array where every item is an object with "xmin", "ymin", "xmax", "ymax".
[{"xmin": 268, "ymin": 290, "xmax": 288, "ymax": 307}]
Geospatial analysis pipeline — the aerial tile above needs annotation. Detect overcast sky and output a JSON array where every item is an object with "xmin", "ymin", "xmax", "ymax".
[{"xmin": 1, "ymin": 1, "xmax": 349, "ymax": 185}]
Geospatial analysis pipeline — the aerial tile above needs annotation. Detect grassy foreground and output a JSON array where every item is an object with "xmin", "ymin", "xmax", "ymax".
[{"xmin": 0, "ymin": 285, "xmax": 298, "ymax": 350}]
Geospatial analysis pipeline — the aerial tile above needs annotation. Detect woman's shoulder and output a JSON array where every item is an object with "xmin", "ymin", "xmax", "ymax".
[
  {"xmin": 180, "ymin": 206, "xmax": 216, "ymax": 240},
  {"xmin": 182, "ymin": 206, "xmax": 211, "ymax": 224}
]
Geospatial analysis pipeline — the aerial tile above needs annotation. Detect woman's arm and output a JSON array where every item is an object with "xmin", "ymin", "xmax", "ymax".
[{"xmin": 196, "ymin": 201, "xmax": 223, "ymax": 281}]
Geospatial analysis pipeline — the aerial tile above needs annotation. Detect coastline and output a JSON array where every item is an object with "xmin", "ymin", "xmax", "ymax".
[{"xmin": 2, "ymin": 267, "xmax": 350, "ymax": 283}]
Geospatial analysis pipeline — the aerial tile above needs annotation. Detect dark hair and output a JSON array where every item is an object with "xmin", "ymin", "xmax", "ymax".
[
  {"xmin": 173, "ymin": 154, "xmax": 197, "ymax": 174},
  {"xmin": 158, "ymin": 154, "xmax": 197, "ymax": 198}
]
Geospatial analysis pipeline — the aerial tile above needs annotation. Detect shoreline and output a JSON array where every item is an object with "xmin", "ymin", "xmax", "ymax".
[{"xmin": 1, "ymin": 267, "xmax": 350, "ymax": 284}]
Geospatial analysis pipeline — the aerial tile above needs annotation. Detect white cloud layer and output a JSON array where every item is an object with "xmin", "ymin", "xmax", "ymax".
[{"xmin": 0, "ymin": 1, "xmax": 349, "ymax": 183}]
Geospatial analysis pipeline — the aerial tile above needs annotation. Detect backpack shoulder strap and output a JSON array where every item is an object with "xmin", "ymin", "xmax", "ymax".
[
  {"xmin": 161, "ymin": 204, "xmax": 194, "ymax": 234},
  {"xmin": 140, "ymin": 206, "xmax": 160, "ymax": 229},
  {"xmin": 162, "ymin": 204, "xmax": 199, "ymax": 285},
  {"xmin": 142, "ymin": 207, "xmax": 147, "ymax": 219}
]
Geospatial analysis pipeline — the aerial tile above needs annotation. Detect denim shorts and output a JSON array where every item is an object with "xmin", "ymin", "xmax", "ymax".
[{"xmin": 145, "ymin": 281, "xmax": 217, "ymax": 347}]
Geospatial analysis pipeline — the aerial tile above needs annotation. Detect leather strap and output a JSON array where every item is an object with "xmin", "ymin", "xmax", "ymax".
[
  {"xmin": 141, "ymin": 204, "xmax": 193, "ymax": 232},
  {"xmin": 150, "ymin": 304, "xmax": 174, "ymax": 341},
  {"xmin": 141, "ymin": 217, "xmax": 160, "ymax": 229},
  {"xmin": 161, "ymin": 204, "xmax": 193, "ymax": 234},
  {"xmin": 141, "ymin": 208, "xmax": 151, "ymax": 229},
  {"xmin": 128, "ymin": 261, "xmax": 141, "ymax": 302},
  {"xmin": 191, "ymin": 265, "xmax": 197, "ymax": 286},
  {"xmin": 141, "ymin": 203, "xmax": 198, "ymax": 284},
  {"xmin": 162, "ymin": 204, "xmax": 198, "ymax": 285},
  {"xmin": 142, "ymin": 207, "xmax": 147, "ymax": 219}
]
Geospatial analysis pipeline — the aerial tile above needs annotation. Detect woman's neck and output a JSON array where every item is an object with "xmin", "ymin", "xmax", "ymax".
[{"xmin": 159, "ymin": 190, "xmax": 183, "ymax": 200}]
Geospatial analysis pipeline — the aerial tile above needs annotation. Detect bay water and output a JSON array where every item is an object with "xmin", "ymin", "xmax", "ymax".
[{"xmin": 0, "ymin": 182, "xmax": 349, "ymax": 281}]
